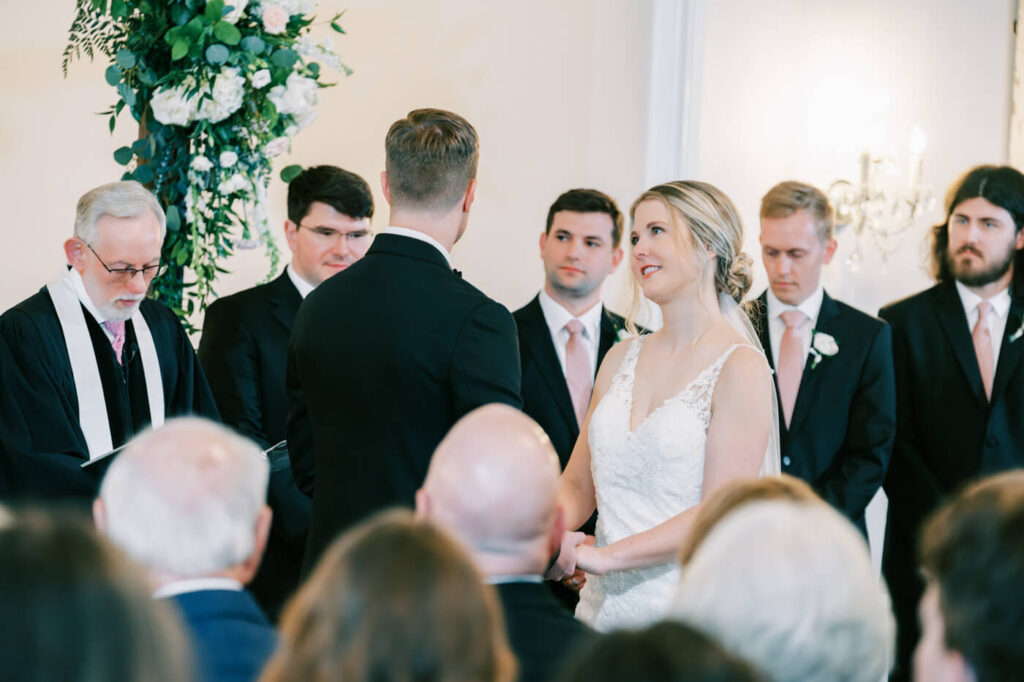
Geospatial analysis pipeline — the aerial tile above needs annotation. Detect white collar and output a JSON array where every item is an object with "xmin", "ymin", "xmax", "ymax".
[
  {"xmin": 766, "ymin": 284, "xmax": 825, "ymax": 327},
  {"xmin": 153, "ymin": 576, "xmax": 244, "ymax": 599},
  {"xmin": 538, "ymin": 290, "xmax": 603, "ymax": 340},
  {"xmin": 286, "ymin": 263, "xmax": 316, "ymax": 299},
  {"xmin": 68, "ymin": 268, "xmax": 110, "ymax": 325},
  {"xmin": 955, "ymin": 280, "xmax": 1012, "ymax": 320},
  {"xmin": 381, "ymin": 226, "xmax": 452, "ymax": 266}
]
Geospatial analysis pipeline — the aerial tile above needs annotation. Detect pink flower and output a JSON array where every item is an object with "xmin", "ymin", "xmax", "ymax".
[
  {"xmin": 261, "ymin": 4, "xmax": 289, "ymax": 34},
  {"xmin": 263, "ymin": 136, "xmax": 290, "ymax": 158}
]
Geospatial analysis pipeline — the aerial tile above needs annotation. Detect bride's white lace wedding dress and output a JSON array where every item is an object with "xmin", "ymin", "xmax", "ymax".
[{"xmin": 575, "ymin": 336, "xmax": 758, "ymax": 632}]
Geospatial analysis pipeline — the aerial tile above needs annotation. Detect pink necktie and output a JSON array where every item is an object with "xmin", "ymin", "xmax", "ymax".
[
  {"xmin": 973, "ymin": 301, "xmax": 994, "ymax": 400},
  {"xmin": 777, "ymin": 310, "xmax": 808, "ymax": 427},
  {"xmin": 103, "ymin": 320, "xmax": 126, "ymax": 365},
  {"xmin": 565, "ymin": 320, "xmax": 592, "ymax": 428}
]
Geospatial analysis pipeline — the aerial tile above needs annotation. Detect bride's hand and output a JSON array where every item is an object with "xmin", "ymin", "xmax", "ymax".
[
  {"xmin": 575, "ymin": 543, "xmax": 610, "ymax": 576},
  {"xmin": 545, "ymin": 530, "xmax": 586, "ymax": 581}
]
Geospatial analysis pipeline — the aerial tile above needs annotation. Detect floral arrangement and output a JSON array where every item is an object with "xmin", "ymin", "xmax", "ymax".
[{"xmin": 64, "ymin": 0, "xmax": 349, "ymax": 323}]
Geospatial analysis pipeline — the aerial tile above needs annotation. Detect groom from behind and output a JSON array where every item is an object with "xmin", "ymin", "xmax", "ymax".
[{"xmin": 288, "ymin": 108, "xmax": 522, "ymax": 575}]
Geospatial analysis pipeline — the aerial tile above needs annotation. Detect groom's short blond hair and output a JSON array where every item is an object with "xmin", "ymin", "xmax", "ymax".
[{"xmin": 760, "ymin": 181, "xmax": 834, "ymax": 242}]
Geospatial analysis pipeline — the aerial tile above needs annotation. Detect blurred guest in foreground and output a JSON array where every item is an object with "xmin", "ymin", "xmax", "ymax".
[
  {"xmin": 0, "ymin": 510, "xmax": 193, "ymax": 682},
  {"xmin": 418, "ymin": 404, "xmax": 591, "ymax": 682},
  {"xmin": 95, "ymin": 417, "xmax": 275, "ymax": 682},
  {"xmin": 672, "ymin": 500, "xmax": 894, "ymax": 682},
  {"xmin": 262, "ymin": 509, "xmax": 516, "ymax": 682},
  {"xmin": 914, "ymin": 470, "xmax": 1024, "ymax": 682}
]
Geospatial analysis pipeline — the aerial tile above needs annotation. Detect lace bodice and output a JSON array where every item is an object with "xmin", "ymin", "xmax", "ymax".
[{"xmin": 575, "ymin": 337, "xmax": 755, "ymax": 632}]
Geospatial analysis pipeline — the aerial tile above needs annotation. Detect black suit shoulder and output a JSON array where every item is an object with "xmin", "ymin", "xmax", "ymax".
[{"xmin": 879, "ymin": 283, "xmax": 943, "ymax": 322}]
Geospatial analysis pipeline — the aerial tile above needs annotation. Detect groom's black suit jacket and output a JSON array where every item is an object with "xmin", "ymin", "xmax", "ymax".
[
  {"xmin": 879, "ymin": 280, "xmax": 1024, "ymax": 682},
  {"xmin": 512, "ymin": 295, "xmax": 625, "ymax": 471},
  {"xmin": 199, "ymin": 271, "xmax": 312, "ymax": 621},
  {"xmin": 752, "ymin": 290, "xmax": 895, "ymax": 535},
  {"xmin": 288, "ymin": 234, "xmax": 522, "ymax": 573}
]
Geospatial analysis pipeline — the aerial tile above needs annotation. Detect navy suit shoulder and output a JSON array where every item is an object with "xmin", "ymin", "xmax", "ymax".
[
  {"xmin": 496, "ymin": 582, "xmax": 592, "ymax": 682},
  {"xmin": 171, "ymin": 589, "xmax": 277, "ymax": 682}
]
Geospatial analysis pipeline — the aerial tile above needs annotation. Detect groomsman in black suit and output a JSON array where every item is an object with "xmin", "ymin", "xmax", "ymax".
[
  {"xmin": 752, "ymin": 181, "xmax": 895, "ymax": 537},
  {"xmin": 199, "ymin": 165, "xmax": 374, "ymax": 620},
  {"xmin": 513, "ymin": 189, "xmax": 627, "ymax": 606},
  {"xmin": 879, "ymin": 165, "xmax": 1024, "ymax": 682},
  {"xmin": 288, "ymin": 108, "xmax": 522, "ymax": 574}
]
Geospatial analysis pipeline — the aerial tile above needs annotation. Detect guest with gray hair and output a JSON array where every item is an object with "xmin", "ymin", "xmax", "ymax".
[
  {"xmin": 94, "ymin": 417, "xmax": 275, "ymax": 682},
  {"xmin": 670, "ymin": 500, "xmax": 895, "ymax": 682},
  {"xmin": 0, "ymin": 180, "xmax": 218, "ymax": 503}
]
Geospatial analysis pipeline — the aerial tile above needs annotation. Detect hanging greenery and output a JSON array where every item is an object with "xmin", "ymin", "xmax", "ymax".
[{"xmin": 64, "ymin": 0, "xmax": 349, "ymax": 326}]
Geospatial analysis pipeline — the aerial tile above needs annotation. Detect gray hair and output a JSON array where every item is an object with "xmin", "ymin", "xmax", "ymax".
[
  {"xmin": 74, "ymin": 181, "xmax": 167, "ymax": 245},
  {"xmin": 670, "ymin": 500, "xmax": 895, "ymax": 682},
  {"xmin": 99, "ymin": 417, "xmax": 268, "ymax": 578}
]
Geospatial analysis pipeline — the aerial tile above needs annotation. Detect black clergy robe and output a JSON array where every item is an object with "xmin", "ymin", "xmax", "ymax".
[{"xmin": 0, "ymin": 288, "xmax": 219, "ymax": 502}]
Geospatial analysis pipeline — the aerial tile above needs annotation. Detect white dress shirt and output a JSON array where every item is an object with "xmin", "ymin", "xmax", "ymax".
[
  {"xmin": 153, "ymin": 576, "xmax": 244, "ymax": 599},
  {"xmin": 955, "ymin": 280, "xmax": 1012, "ymax": 372},
  {"xmin": 286, "ymin": 263, "xmax": 316, "ymax": 299},
  {"xmin": 766, "ymin": 285, "xmax": 825, "ymax": 370},
  {"xmin": 381, "ymin": 226, "xmax": 452, "ymax": 266},
  {"xmin": 538, "ymin": 290, "xmax": 602, "ymax": 379}
]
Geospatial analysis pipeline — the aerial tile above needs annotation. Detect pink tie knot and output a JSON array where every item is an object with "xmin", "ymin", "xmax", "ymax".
[
  {"xmin": 780, "ymin": 309, "xmax": 808, "ymax": 330},
  {"xmin": 977, "ymin": 301, "xmax": 992, "ymax": 322},
  {"xmin": 103, "ymin": 320, "xmax": 127, "ymax": 364},
  {"xmin": 565, "ymin": 319, "xmax": 585, "ymax": 337}
]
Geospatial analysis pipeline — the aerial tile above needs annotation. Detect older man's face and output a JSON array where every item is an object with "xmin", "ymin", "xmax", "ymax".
[
  {"xmin": 914, "ymin": 584, "xmax": 974, "ymax": 682},
  {"xmin": 76, "ymin": 211, "xmax": 163, "ymax": 321}
]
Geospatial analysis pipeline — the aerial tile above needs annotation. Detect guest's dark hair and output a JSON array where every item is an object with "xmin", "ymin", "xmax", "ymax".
[
  {"xmin": 557, "ymin": 621, "xmax": 767, "ymax": 682},
  {"xmin": 384, "ymin": 108, "xmax": 479, "ymax": 213},
  {"xmin": 0, "ymin": 510, "xmax": 193, "ymax": 682},
  {"xmin": 262, "ymin": 508, "xmax": 515, "ymax": 682},
  {"xmin": 919, "ymin": 470, "xmax": 1024, "ymax": 682},
  {"xmin": 287, "ymin": 165, "xmax": 374, "ymax": 224},
  {"xmin": 929, "ymin": 165, "xmax": 1024, "ymax": 297},
  {"xmin": 545, "ymin": 188, "xmax": 624, "ymax": 248}
]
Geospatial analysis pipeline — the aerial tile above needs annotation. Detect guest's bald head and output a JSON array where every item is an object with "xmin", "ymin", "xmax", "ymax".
[{"xmin": 418, "ymin": 404, "xmax": 563, "ymax": 575}]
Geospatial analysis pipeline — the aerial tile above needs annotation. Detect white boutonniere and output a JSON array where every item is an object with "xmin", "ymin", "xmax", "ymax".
[
  {"xmin": 1010, "ymin": 315, "xmax": 1024, "ymax": 343},
  {"xmin": 808, "ymin": 330, "xmax": 839, "ymax": 369}
]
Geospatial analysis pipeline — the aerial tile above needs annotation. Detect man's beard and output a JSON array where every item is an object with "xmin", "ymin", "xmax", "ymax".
[
  {"xmin": 98, "ymin": 297, "xmax": 143, "ymax": 322},
  {"xmin": 946, "ymin": 243, "xmax": 1017, "ymax": 288}
]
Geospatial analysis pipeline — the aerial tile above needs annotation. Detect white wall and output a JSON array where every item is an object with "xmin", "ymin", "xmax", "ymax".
[{"xmin": 0, "ymin": 0, "xmax": 654, "ymax": 319}]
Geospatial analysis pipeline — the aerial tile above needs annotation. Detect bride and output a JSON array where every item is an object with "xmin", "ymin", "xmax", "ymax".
[{"xmin": 554, "ymin": 180, "xmax": 780, "ymax": 631}]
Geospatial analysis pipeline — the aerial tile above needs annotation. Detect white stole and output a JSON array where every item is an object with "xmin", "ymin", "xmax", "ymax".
[{"xmin": 46, "ymin": 270, "xmax": 165, "ymax": 459}]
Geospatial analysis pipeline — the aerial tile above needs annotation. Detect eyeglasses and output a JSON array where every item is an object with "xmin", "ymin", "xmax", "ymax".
[
  {"xmin": 297, "ymin": 224, "xmax": 372, "ymax": 243},
  {"xmin": 87, "ymin": 243, "xmax": 167, "ymax": 283}
]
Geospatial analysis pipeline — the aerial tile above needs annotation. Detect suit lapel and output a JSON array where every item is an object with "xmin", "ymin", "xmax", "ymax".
[
  {"xmin": 932, "ymin": 281, "xmax": 988, "ymax": 408},
  {"xmin": 786, "ymin": 292, "xmax": 839, "ymax": 435},
  {"xmin": 991, "ymin": 299, "xmax": 1024, "ymax": 403},
  {"xmin": 520, "ymin": 297, "xmax": 578, "ymax": 429},
  {"xmin": 268, "ymin": 272, "xmax": 302, "ymax": 333}
]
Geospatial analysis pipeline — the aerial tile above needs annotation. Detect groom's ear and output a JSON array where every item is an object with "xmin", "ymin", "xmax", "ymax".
[{"xmin": 414, "ymin": 488, "xmax": 430, "ymax": 520}]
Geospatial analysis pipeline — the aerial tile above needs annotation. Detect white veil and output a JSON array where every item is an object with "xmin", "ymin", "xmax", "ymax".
[{"xmin": 718, "ymin": 292, "xmax": 782, "ymax": 477}]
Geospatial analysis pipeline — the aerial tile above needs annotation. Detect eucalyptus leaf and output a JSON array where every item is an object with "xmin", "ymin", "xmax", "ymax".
[
  {"xmin": 115, "ymin": 49, "xmax": 136, "ymax": 68},
  {"xmin": 213, "ymin": 21, "xmax": 241, "ymax": 45},
  {"xmin": 104, "ymin": 65, "xmax": 122, "ymax": 86},
  {"xmin": 117, "ymin": 83, "xmax": 137, "ymax": 107},
  {"xmin": 307, "ymin": 62, "xmax": 320, "ymax": 78},
  {"xmin": 171, "ymin": 40, "xmax": 189, "ymax": 60},
  {"xmin": 240, "ymin": 36, "xmax": 265, "ymax": 54},
  {"xmin": 113, "ymin": 146, "xmax": 134, "ymax": 165},
  {"xmin": 205, "ymin": 0, "xmax": 225, "ymax": 20},
  {"xmin": 184, "ymin": 17, "xmax": 204, "ymax": 38},
  {"xmin": 280, "ymin": 165, "xmax": 303, "ymax": 183},
  {"xmin": 133, "ymin": 164, "xmax": 155, "ymax": 184},
  {"xmin": 270, "ymin": 48, "xmax": 298, "ymax": 69},
  {"xmin": 206, "ymin": 44, "xmax": 229, "ymax": 65},
  {"xmin": 171, "ymin": 6, "xmax": 191, "ymax": 26},
  {"xmin": 110, "ymin": 0, "xmax": 127, "ymax": 17},
  {"xmin": 131, "ymin": 137, "xmax": 149, "ymax": 155},
  {"xmin": 166, "ymin": 206, "xmax": 182, "ymax": 233}
]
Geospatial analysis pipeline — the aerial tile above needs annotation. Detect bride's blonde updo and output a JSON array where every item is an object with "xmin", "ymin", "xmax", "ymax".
[{"xmin": 630, "ymin": 180, "xmax": 752, "ymax": 303}]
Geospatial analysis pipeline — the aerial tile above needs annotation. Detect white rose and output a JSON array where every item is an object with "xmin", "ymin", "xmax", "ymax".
[
  {"xmin": 150, "ymin": 85, "xmax": 198, "ymax": 126},
  {"xmin": 292, "ymin": 108, "xmax": 317, "ymax": 131},
  {"xmin": 263, "ymin": 136, "xmax": 290, "ymax": 158},
  {"xmin": 261, "ymin": 4, "xmax": 289, "ymax": 34},
  {"xmin": 190, "ymin": 155, "xmax": 213, "ymax": 172},
  {"xmin": 222, "ymin": 0, "xmax": 249, "ymax": 24},
  {"xmin": 267, "ymin": 72, "xmax": 319, "ymax": 116},
  {"xmin": 219, "ymin": 150, "xmax": 239, "ymax": 168},
  {"xmin": 218, "ymin": 173, "xmax": 249, "ymax": 196},
  {"xmin": 251, "ymin": 69, "xmax": 271, "ymax": 89},
  {"xmin": 197, "ymin": 67, "xmax": 246, "ymax": 123},
  {"xmin": 812, "ymin": 332, "xmax": 839, "ymax": 356}
]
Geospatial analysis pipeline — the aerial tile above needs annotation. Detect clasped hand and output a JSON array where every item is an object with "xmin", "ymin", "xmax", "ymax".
[{"xmin": 545, "ymin": 531, "xmax": 604, "ymax": 584}]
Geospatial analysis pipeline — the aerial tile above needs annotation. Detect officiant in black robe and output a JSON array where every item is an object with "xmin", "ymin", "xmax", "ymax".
[{"xmin": 0, "ymin": 181, "xmax": 218, "ymax": 504}]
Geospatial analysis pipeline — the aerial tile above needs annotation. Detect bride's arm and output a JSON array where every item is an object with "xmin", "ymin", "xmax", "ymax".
[
  {"xmin": 558, "ymin": 340, "xmax": 632, "ymax": 532},
  {"xmin": 576, "ymin": 346, "xmax": 772, "ymax": 574}
]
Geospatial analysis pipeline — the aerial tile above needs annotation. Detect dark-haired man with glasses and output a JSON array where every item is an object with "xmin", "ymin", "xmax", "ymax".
[
  {"xmin": 198, "ymin": 164, "xmax": 373, "ymax": 621},
  {"xmin": 0, "ymin": 180, "xmax": 219, "ymax": 503}
]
